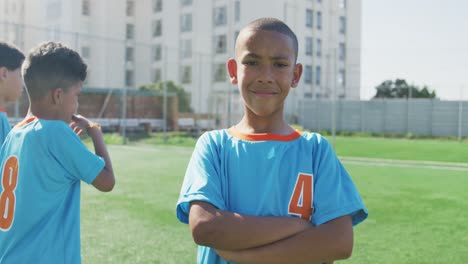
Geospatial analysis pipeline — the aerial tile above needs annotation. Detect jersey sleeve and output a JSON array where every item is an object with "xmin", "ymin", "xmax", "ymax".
[
  {"xmin": 176, "ymin": 132, "xmax": 226, "ymax": 224},
  {"xmin": 0, "ymin": 113, "xmax": 11, "ymax": 144},
  {"xmin": 311, "ymin": 135, "xmax": 368, "ymax": 226},
  {"xmin": 48, "ymin": 122, "xmax": 105, "ymax": 184}
]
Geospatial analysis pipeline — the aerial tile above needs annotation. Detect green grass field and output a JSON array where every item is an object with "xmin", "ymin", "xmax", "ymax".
[{"xmin": 80, "ymin": 135, "xmax": 468, "ymax": 263}]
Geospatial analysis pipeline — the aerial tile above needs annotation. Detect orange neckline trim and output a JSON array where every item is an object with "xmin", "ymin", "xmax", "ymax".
[
  {"xmin": 14, "ymin": 116, "xmax": 38, "ymax": 128},
  {"xmin": 228, "ymin": 127, "xmax": 303, "ymax": 142}
]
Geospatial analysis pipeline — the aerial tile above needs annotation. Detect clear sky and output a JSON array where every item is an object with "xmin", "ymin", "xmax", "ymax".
[{"xmin": 361, "ymin": 0, "xmax": 468, "ymax": 100}]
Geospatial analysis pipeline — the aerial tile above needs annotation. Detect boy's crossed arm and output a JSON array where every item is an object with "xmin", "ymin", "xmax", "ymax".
[
  {"xmin": 189, "ymin": 201, "xmax": 310, "ymax": 250},
  {"xmin": 189, "ymin": 201, "xmax": 351, "ymax": 264}
]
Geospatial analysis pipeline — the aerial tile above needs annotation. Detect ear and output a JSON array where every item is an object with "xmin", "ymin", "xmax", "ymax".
[
  {"xmin": 51, "ymin": 88, "xmax": 64, "ymax": 105},
  {"xmin": 0, "ymin": 67, "xmax": 7, "ymax": 81},
  {"xmin": 227, "ymin": 58, "xmax": 238, "ymax": 85},
  {"xmin": 291, "ymin": 63, "xmax": 303, "ymax": 88}
]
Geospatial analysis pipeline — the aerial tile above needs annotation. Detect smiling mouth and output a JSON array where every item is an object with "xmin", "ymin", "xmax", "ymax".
[{"xmin": 253, "ymin": 91, "xmax": 277, "ymax": 97}]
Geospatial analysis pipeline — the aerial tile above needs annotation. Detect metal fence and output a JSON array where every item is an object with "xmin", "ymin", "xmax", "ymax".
[{"xmin": 298, "ymin": 99, "xmax": 468, "ymax": 138}]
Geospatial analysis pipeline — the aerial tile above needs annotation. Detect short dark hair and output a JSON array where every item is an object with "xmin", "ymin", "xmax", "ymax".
[
  {"xmin": 22, "ymin": 42, "xmax": 87, "ymax": 100},
  {"xmin": 238, "ymin": 17, "xmax": 299, "ymax": 61},
  {"xmin": 0, "ymin": 42, "xmax": 25, "ymax": 70}
]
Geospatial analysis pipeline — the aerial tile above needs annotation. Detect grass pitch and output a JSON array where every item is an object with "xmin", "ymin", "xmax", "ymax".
[{"xmin": 80, "ymin": 136, "xmax": 468, "ymax": 263}]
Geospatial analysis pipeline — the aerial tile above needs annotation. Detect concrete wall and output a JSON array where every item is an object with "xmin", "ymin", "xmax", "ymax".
[{"xmin": 299, "ymin": 98, "xmax": 468, "ymax": 137}]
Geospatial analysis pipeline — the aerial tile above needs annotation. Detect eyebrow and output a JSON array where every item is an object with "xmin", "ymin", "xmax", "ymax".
[{"xmin": 244, "ymin": 53, "xmax": 291, "ymax": 61}]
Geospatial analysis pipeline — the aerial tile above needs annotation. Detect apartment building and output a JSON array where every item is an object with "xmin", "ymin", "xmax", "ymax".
[{"xmin": 0, "ymin": 0, "xmax": 361, "ymax": 125}]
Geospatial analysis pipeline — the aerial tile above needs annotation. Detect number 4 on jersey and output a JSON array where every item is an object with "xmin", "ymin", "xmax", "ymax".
[{"xmin": 288, "ymin": 173, "xmax": 314, "ymax": 221}]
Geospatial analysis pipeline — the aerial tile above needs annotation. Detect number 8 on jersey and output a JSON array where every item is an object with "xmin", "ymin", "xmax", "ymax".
[{"xmin": 0, "ymin": 156, "xmax": 19, "ymax": 231}]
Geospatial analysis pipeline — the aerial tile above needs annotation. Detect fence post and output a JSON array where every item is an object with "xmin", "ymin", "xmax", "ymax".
[
  {"xmin": 458, "ymin": 99, "xmax": 463, "ymax": 141},
  {"xmin": 406, "ymin": 97, "xmax": 411, "ymax": 135},
  {"xmin": 360, "ymin": 100, "xmax": 365, "ymax": 133}
]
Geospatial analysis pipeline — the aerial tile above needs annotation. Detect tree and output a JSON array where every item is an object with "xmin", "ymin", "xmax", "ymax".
[
  {"xmin": 139, "ymin": 81, "xmax": 193, "ymax": 112},
  {"xmin": 373, "ymin": 79, "xmax": 437, "ymax": 99}
]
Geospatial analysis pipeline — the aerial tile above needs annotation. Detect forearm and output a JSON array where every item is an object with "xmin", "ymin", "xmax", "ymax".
[
  {"xmin": 217, "ymin": 215, "xmax": 353, "ymax": 264},
  {"xmin": 87, "ymin": 127, "xmax": 112, "ymax": 170},
  {"xmin": 87, "ymin": 126, "xmax": 115, "ymax": 191},
  {"xmin": 190, "ymin": 202, "xmax": 311, "ymax": 250}
]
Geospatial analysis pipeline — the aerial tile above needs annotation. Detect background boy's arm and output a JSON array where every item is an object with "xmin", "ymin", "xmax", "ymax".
[
  {"xmin": 189, "ymin": 201, "xmax": 311, "ymax": 250},
  {"xmin": 215, "ymin": 215, "xmax": 352, "ymax": 264},
  {"xmin": 72, "ymin": 115, "xmax": 115, "ymax": 192}
]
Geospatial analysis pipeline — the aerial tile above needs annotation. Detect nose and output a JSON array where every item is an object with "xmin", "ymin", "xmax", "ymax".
[{"xmin": 256, "ymin": 64, "xmax": 274, "ymax": 84}]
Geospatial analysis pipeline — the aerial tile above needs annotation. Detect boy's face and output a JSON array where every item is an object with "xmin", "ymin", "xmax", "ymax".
[
  {"xmin": 227, "ymin": 29, "xmax": 302, "ymax": 118},
  {"xmin": 56, "ymin": 82, "xmax": 81, "ymax": 123},
  {"xmin": 0, "ymin": 67, "xmax": 23, "ymax": 103}
]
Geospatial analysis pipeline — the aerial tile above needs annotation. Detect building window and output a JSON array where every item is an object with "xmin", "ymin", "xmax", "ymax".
[
  {"xmin": 214, "ymin": 6, "xmax": 227, "ymax": 26},
  {"xmin": 153, "ymin": 0, "xmax": 162, "ymax": 12},
  {"xmin": 181, "ymin": 65, "xmax": 192, "ymax": 84},
  {"xmin": 317, "ymin": 11, "xmax": 322, "ymax": 30},
  {"xmin": 214, "ymin": 63, "xmax": 226, "ymax": 82},
  {"xmin": 125, "ymin": 70, "xmax": 134, "ymax": 86},
  {"xmin": 338, "ymin": 42, "xmax": 346, "ymax": 61},
  {"xmin": 81, "ymin": 46, "xmax": 90, "ymax": 59},
  {"xmin": 126, "ymin": 24, "xmax": 134, "ymax": 39},
  {"xmin": 126, "ymin": 0, "xmax": 135, "ymax": 16},
  {"xmin": 234, "ymin": 1, "xmax": 241, "ymax": 22},
  {"xmin": 152, "ymin": 44, "xmax": 162, "ymax": 61},
  {"xmin": 152, "ymin": 20, "xmax": 162, "ymax": 37},
  {"xmin": 339, "ymin": 0, "xmax": 347, "ymax": 9},
  {"xmin": 306, "ymin": 9, "xmax": 313, "ymax": 28},
  {"xmin": 214, "ymin": 35, "xmax": 227, "ymax": 54},
  {"xmin": 305, "ymin": 37, "xmax": 313, "ymax": 56},
  {"xmin": 180, "ymin": 0, "xmax": 192, "ymax": 6},
  {"xmin": 338, "ymin": 69, "xmax": 346, "ymax": 87},
  {"xmin": 181, "ymin": 13, "xmax": 192, "ymax": 32},
  {"xmin": 315, "ymin": 66, "xmax": 321, "ymax": 86},
  {"xmin": 126, "ymin": 47, "xmax": 134, "ymax": 62},
  {"xmin": 305, "ymin": 65, "xmax": 312, "ymax": 84},
  {"xmin": 82, "ymin": 0, "xmax": 90, "ymax": 16},
  {"xmin": 153, "ymin": 68, "xmax": 162, "ymax": 82},
  {"xmin": 180, "ymin": 39, "xmax": 192, "ymax": 59},
  {"xmin": 316, "ymin": 38, "xmax": 321, "ymax": 57},
  {"xmin": 339, "ymin": 16, "xmax": 346, "ymax": 34}
]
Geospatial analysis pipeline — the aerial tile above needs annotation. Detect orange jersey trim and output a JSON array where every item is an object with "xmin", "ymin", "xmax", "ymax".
[
  {"xmin": 228, "ymin": 127, "xmax": 303, "ymax": 142},
  {"xmin": 14, "ymin": 116, "xmax": 38, "ymax": 129}
]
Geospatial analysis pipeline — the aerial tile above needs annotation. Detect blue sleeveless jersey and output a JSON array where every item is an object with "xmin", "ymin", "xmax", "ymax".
[
  {"xmin": 0, "ymin": 112, "xmax": 11, "ymax": 145},
  {"xmin": 0, "ymin": 118, "xmax": 105, "ymax": 263},
  {"xmin": 176, "ymin": 128, "xmax": 368, "ymax": 264}
]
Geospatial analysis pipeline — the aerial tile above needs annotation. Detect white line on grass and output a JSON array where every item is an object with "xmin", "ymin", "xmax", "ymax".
[{"xmin": 340, "ymin": 157, "xmax": 468, "ymax": 172}]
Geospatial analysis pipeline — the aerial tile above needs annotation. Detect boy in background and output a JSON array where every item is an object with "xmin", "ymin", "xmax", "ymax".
[
  {"xmin": 0, "ymin": 42, "xmax": 115, "ymax": 263},
  {"xmin": 0, "ymin": 42, "xmax": 25, "ymax": 143},
  {"xmin": 177, "ymin": 18, "xmax": 368, "ymax": 263}
]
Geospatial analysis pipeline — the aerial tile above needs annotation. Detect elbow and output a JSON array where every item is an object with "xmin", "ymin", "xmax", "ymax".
[
  {"xmin": 335, "ymin": 234, "xmax": 354, "ymax": 260},
  {"xmin": 100, "ymin": 179, "xmax": 115, "ymax": 192},
  {"xmin": 100, "ymin": 167, "xmax": 115, "ymax": 192},
  {"xmin": 190, "ymin": 217, "xmax": 216, "ymax": 246},
  {"xmin": 93, "ymin": 171, "xmax": 115, "ymax": 192}
]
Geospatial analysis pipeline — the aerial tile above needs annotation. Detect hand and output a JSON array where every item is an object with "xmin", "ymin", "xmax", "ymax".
[
  {"xmin": 71, "ymin": 114, "xmax": 92, "ymax": 129},
  {"xmin": 69, "ymin": 121, "xmax": 84, "ymax": 136},
  {"xmin": 70, "ymin": 114, "xmax": 94, "ymax": 136}
]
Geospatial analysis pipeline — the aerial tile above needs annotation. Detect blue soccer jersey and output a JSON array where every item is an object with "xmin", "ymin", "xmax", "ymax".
[
  {"xmin": 0, "ymin": 111, "xmax": 11, "ymax": 145},
  {"xmin": 176, "ymin": 128, "xmax": 368, "ymax": 264},
  {"xmin": 0, "ymin": 117, "xmax": 105, "ymax": 263}
]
